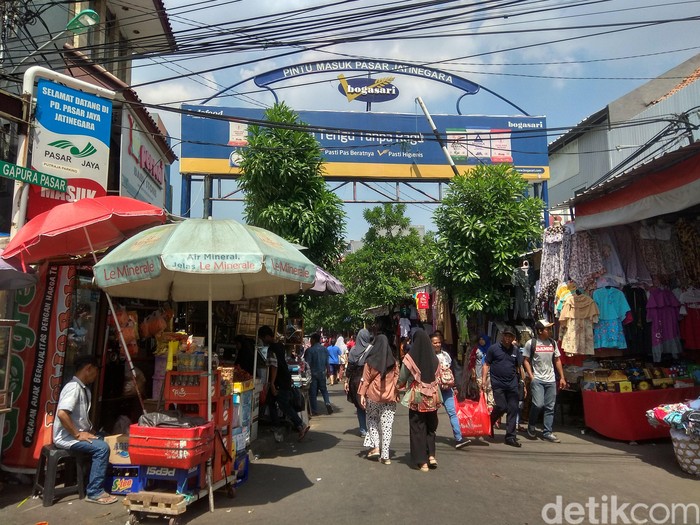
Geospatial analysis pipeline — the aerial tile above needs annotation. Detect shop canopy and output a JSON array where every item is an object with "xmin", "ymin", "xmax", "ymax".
[{"xmin": 569, "ymin": 142, "xmax": 700, "ymax": 231}]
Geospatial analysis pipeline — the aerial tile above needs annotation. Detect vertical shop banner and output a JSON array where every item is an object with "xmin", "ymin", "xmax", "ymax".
[
  {"xmin": 2, "ymin": 265, "xmax": 74, "ymax": 472},
  {"xmin": 26, "ymin": 79, "xmax": 112, "ymax": 220},
  {"xmin": 120, "ymin": 110, "xmax": 167, "ymax": 207}
]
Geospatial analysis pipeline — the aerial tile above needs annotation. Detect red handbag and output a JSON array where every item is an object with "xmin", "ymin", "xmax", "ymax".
[{"xmin": 456, "ymin": 392, "xmax": 491, "ymax": 437}]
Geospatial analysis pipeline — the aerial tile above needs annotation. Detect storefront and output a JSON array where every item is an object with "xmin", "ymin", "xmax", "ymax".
[{"xmin": 537, "ymin": 142, "xmax": 700, "ymax": 441}]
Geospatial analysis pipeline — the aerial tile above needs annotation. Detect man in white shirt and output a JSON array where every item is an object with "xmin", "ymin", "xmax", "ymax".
[
  {"xmin": 54, "ymin": 355, "xmax": 117, "ymax": 505},
  {"xmin": 522, "ymin": 320, "xmax": 567, "ymax": 443}
]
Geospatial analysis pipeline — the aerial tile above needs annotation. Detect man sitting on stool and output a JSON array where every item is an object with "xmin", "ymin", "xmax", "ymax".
[{"xmin": 53, "ymin": 355, "xmax": 117, "ymax": 505}]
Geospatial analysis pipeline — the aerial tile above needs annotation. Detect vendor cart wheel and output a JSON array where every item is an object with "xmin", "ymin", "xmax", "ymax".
[
  {"xmin": 168, "ymin": 517, "xmax": 181, "ymax": 525},
  {"xmin": 226, "ymin": 484, "xmax": 236, "ymax": 499},
  {"xmin": 127, "ymin": 513, "xmax": 141, "ymax": 525}
]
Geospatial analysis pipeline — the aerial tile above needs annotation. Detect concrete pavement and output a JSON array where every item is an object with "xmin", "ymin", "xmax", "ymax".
[{"xmin": 2, "ymin": 383, "xmax": 698, "ymax": 524}]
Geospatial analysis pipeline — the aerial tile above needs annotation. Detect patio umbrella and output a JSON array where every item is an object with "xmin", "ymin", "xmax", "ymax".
[
  {"xmin": 1, "ymin": 196, "xmax": 167, "ymax": 414},
  {"xmin": 93, "ymin": 217, "xmax": 317, "ymax": 411},
  {"xmin": 2, "ymin": 196, "xmax": 167, "ymax": 266},
  {"xmin": 93, "ymin": 217, "xmax": 316, "ymax": 509},
  {"xmin": 307, "ymin": 265, "xmax": 346, "ymax": 296},
  {"xmin": 0, "ymin": 249, "xmax": 37, "ymax": 290}
]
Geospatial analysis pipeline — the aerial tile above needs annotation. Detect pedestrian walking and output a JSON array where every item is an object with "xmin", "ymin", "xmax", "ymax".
[
  {"xmin": 304, "ymin": 332, "xmax": 333, "ymax": 416},
  {"xmin": 431, "ymin": 332, "xmax": 469, "ymax": 449},
  {"xmin": 327, "ymin": 337, "xmax": 341, "ymax": 385},
  {"xmin": 335, "ymin": 335, "xmax": 348, "ymax": 381},
  {"xmin": 358, "ymin": 334, "xmax": 398, "ymax": 464},
  {"xmin": 481, "ymin": 326, "xmax": 524, "ymax": 447},
  {"xmin": 523, "ymin": 320, "xmax": 567, "ymax": 443},
  {"xmin": 397, "ymin": 329, "xmax": 441, "ymax": 472},
  {"xmin": 345, "ymin": 328, "xmax": 372, "ymax": 437}
]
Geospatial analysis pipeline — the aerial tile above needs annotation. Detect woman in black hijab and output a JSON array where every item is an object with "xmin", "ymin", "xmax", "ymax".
[
  {"xmin": 397, "ymin": 328, "xmax": 441, "ymax": 471},
  {"xmin": 344, "ymin": 328, "xmax": 372, "ymax": 437}
]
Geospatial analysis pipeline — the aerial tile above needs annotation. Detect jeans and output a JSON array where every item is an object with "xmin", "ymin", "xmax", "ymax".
[
  {"xmin": 70, "ymin": 436, "xmax": 110, "ymax": 499},
  {"xmin": 529, "ymin": 379, "xmax": 557, "ymax": 435},
  {"xmin": 357, "ymin": 408, "xmax": 367, "ymax": 434},
  {"xmin": 441, "ymin": 388, "xmax": 463, "ymax": 441},
  {"xmin": 309, "ymin": 371, "xmax": 330, "ymax": 414},
  {"xmin": 275, "ymin": 388, "xmax": 304, "ymax": 430}
]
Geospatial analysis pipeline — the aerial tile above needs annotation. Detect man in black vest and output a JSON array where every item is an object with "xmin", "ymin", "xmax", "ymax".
[{"xmin": 481, "ymin": 326, "xmax": 524, "ymax": 448}]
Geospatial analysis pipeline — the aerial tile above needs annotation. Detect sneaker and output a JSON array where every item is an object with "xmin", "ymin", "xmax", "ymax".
[
  {"xmin": 360, "ymin": 430, "xmax": 367, "ymax": 438},
  {"xmin": 326, "ymin": 403, "xmax": 333, "ymax": 415},
  {"xmin": 526, "ymin": 427, "xmax": 537, "ymax": 439},
  {"xmin": 505, "ymin": 438, "xmax": 522, "ymax": 448},
  {"xmin": 455, "ymin": 439, "xmax": 471, "ymax": 449},
  {"xmin": 542, "ymin": 433, "xmax": 561, "ymax": 443}
]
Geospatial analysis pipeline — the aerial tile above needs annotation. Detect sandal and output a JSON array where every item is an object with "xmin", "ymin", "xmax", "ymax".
[
  {"xmin": 428, "ymin": 457, "xmax": 438, "ymax": 469},
  {"xmin": 417, "ymin": 463, "xmax": 429, "ymax": 472},
  {"xmin": 86, "ymin": 493, "xmax": 118, "ymax": 505},
  {"xmin": 367, "ymin": 449, "xmax": 380, "ymax": 459}
]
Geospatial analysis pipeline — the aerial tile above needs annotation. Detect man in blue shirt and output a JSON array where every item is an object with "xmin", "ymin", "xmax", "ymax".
[
  {"xmin": 481, "ymin": 326, "xmax": 524, "ymax": 448},
  {"xmin": 326, "ymin": 338, "xmax": 341, "ymax": 385},
  {"xmin": 305, "ymin": 333, "xmax": 333, "ymax": 415}
]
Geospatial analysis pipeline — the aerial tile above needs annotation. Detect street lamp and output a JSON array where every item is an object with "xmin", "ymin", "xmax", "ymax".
[{"xmin": 9, "ymin": 9, "xmax": 100, "ymax": 76}]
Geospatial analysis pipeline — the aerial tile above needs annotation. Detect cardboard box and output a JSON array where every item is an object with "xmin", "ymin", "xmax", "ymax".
[
  {"xmin": 652, "ymin": 378, "xmax": 675, "ymax": 389},
  {"xmin": 606, "ymin": 381, "xmax": 633, "ymax": 393},
  {"xmin": 105, "ymin": 434, "xmax": 131, "ymax": 465}
]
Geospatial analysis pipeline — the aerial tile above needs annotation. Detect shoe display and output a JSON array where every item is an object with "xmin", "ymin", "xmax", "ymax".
[
  {"xmin": 526, "ymin": 428, "xmax": 537, "ymax": 439},
  {"xmin": 505, "ymin": 438, "xmax": 522, "ymax": 448},
  {"xmin": 326, "ymin": 403, "xmax": 333, "ymax": 415},
  {"xmin": 542, "ymin": 433, "xmax": 561, "ymax": 443},
  {"xmin": 455, "ymin": 439, "xmax": 471, "ymax": 449}
]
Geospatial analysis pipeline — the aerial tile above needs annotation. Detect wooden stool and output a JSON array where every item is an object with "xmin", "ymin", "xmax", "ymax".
[{"xmin": 32, "ymin": 444, "xmax": 90, "ymax": 506}]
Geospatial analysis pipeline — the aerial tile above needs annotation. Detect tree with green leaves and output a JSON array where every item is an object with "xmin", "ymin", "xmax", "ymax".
[
  {"xmin": 237, "ymin": 102, "xmax": 346, "ymax": 269},
  {"xmin": 430, "ymin": 164, "xmax": 543, "ymax": 315},
  {"xmin": 338, "ymin": 203, "xmax": 432, "ymax": 323}
]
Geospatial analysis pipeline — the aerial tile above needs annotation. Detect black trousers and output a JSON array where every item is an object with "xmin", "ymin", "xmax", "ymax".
[
  {"xmin": 490, "ymin": 384, "xmax": 519, "ymax": 440},
  {"xmin": 408, "ymin": 409, "xmax": 438, "ymax": 465}
]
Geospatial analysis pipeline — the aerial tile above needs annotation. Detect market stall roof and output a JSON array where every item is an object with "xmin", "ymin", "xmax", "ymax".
[{"xmin": 562, "ymin": 141, "xmax": 700, "ymax": 231}]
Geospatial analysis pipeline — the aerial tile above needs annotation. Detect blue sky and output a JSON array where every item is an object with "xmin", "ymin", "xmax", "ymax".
[{"xmin": 132, "ymin": 0, "xmax": 700, "ymax": 241}]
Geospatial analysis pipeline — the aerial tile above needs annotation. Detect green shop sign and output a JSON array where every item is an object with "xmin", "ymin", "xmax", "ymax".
[{"xmin": 0, "ymin": 159, "xmax": 67, "ymax": 192}]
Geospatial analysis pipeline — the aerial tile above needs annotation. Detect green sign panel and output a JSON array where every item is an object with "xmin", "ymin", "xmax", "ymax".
[{"xmin": 0, "ymin": 160, "xmax": 67, "ymax": 192}]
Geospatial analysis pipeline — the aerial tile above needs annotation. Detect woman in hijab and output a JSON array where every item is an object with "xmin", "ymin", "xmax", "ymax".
[
  {"xmin": 397, "ymin": 328, "xmax": 442, "ymax": 472},
  {"xmin": 358, "ymin": 334, "xmax": 398, "ymax": 464},
  {"xmin": 335, "ymin": 335, "xmax": 348, "ymax": 381},
  {"xmin": 345, "ymin": 328, "xmax": 372, "ymax": 437},
  {"xmin": 469, "ymin": 334, "xmax": 494, "ymax": 408}
]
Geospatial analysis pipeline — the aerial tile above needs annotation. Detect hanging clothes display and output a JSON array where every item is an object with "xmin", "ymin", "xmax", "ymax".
[
  {"xmin": 608, "ymin": 225, "xmax": 652, "ymax": 286},
  {"xmin": 675, "ymin": 218, "xmax": 700, "ymax": 286},
  {"xmin": 679, "ymin": 287, "xmax": 700, "ymax": 350},
  {"xmin": 567, "ymin": 231, "xmax": 606, "ymax": 290},
  {"xmin": 646, "ymin": 287, "xmax": 683, "ymax": 362},
  {"xmin": 622, "ymin": 285, "xmax": 652, "ymax": 355},
  {"xmin": 537, "ymin": 223, "xmax": 565, "ymax": 302},
  {"xmin": 511, "ymin": 261, "xmax": 535, "ymax": 320},
  {"xmin": 591, "ymin": 230, "xmax": 626, "ymax": 287},
  {"xmin": 592, "ymin": 287, "xmax": 631, "ymax": 349},
  {"xmin": 559, "ymin": 292, "xmax": 600, "ymax": 355}
]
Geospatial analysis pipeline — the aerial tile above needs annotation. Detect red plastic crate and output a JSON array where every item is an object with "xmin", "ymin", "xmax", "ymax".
[
  {"xmin": 128, "ymin": 422, "xmax": 214, "ymax": 469},
  {"xmin": 163, "ymin": 371, "xmax": 222, "ymax": 402}
]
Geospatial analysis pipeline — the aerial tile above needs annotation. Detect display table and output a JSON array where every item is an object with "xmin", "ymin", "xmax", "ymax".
[{"xmin": 582, "ymin": 387, "xmax": 700, "ymax": 441}]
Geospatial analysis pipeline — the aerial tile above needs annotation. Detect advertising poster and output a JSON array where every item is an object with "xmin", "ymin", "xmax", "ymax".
[
  {"xmin": 180, "ymin": 105, "xmax": 549, "ymax": 181},
  {"xmin": 2, "ymin": 265, "xmax": 73, "ymax": 471},
  {"xmin": 27, "ymin": 79, "xmax": 112, "ymax": 220}
]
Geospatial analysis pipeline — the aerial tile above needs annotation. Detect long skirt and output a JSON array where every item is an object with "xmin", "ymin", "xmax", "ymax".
[{"xmin": 408, "ymin": 409, "xmax": 438, "ymax": 465}]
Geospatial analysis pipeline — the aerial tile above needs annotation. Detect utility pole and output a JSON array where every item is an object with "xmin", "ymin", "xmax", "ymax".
[{"xmin": 415, "ymin": 96, "xmax": 460, "ymax": 177}]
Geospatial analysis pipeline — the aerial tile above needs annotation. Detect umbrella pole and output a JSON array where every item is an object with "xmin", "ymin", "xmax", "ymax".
[
  {"xmin": 84, "ymin": 226, "xmax": 145, "ymax": 414},
  {"xmin": 104, "ymin": 292, "xmax": 147, "ymax": 414},
  {"xmin": 207, "ymin": 280, "xmax": 214, "ymax": 512}
]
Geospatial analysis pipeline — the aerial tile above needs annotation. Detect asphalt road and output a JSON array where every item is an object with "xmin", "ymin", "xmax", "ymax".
[{"xmin": 2, "ymin": 384, "xmax": 698, "ymax": 525}]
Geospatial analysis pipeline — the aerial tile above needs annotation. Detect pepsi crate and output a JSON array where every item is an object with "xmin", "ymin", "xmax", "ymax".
[
  {"xmin": 105, "ymin": 465, "xmax": 144, "ymax": 495},
  {"xmin": 233, "ymin": 453, "xmax": 249, "ymax": 486}
]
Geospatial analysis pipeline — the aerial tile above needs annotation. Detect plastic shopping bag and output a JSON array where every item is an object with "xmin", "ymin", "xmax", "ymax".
[{"xmin": 456, "ymin": 392, "xmax": 491, "ymax": 437}]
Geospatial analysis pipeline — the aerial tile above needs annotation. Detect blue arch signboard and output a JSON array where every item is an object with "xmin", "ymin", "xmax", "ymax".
[{"xmin": 180, "ymin": 105, "xmax": 549, "ymax": 181}]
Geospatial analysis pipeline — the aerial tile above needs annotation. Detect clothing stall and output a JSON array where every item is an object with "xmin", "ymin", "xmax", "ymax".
[{"xmin": 537, "ymin": 145, "xmax": 700, "ymax": 441}]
